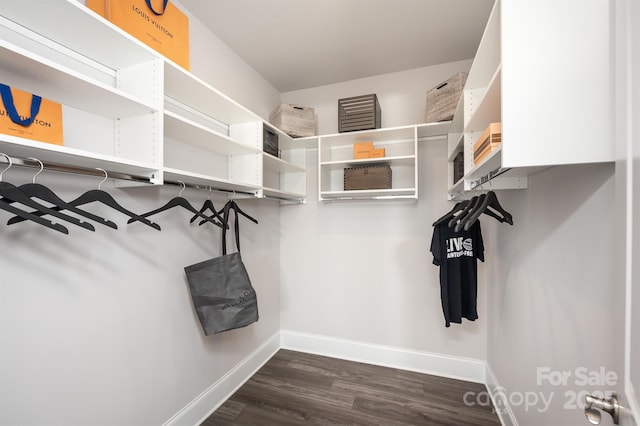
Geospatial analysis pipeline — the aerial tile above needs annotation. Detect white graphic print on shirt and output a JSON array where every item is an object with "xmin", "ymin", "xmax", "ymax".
[{"xmin": 446, "ymin": 237, "xmax": 473, "ymax": 259}]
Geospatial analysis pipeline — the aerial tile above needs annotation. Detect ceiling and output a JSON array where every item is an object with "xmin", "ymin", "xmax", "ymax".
[{"xmin": 179, "ymin": 0, "xmax": 495, "ymax": 92}]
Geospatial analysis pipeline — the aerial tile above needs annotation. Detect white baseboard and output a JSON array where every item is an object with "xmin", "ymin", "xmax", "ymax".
[
  {"xmin": 163, "ymin": 331, "xmax": 280, "ymax": 426},
  {"xmin": 485, "ymin": 363, "xmax": 518, "ymax": 426},
  {"xmin": 280, "ymin": 329, "xmax": 486, "ymax": 384}
]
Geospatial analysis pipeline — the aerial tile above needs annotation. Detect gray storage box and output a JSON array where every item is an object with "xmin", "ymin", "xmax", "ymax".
[
  {"xmin": 269, "ymin": 103, "xmax": 316, "ymax": 138},
  {"xmin": 426, "ymin": 72, "xmax": 468, "ymax": 122},
  {"xmin": 344, "ymin": 163, "xmax": 392, "ymax": 191},
  {"xmin": 338, "ymin": 94, "xmax": 381, "ymax": 133}
]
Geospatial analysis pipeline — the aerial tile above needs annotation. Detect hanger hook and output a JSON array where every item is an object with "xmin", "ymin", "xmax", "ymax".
[
  {"xmin": 27, "ymin": 157, "xmax": 44, "ymax": 183},
  {"xmin": 0, "ymin": 153, "xmax": 12, "ymax": 181},
  {"xmin": 488, "ymin": 175, "xmax": 494, "ymax": 192},
  {"xmin": 95, "ymin": 168, "xmax": 108, "ymax": 190},
  {"xmin": 178, "ymin": 181, "xmax": 186, "ymax": 197}
]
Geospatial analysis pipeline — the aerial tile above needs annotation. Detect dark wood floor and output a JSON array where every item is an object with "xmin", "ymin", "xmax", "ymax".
[{"xmin": 202, "ymin": 349, "xmax": 501, "ymax": 426}]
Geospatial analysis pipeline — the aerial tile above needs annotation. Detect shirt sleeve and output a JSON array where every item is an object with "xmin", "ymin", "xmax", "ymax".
[
  {"xmin": 475, "ymin": 221, "xmax": 485, "ymax": 262},
  {"xmin": 430, "ymin": 224, "xmax": 442, "ymax": 266}
]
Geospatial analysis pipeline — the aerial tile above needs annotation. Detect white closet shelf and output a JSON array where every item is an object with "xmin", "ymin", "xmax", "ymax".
[
  {"xmin": 263, "ymin": 153, "xmax": 305, "ymax": 173},
  {"xmin": 416, "ymin": 121, "xmax": 452, "ymax": 139},
  {"xmin": 164, "ymin": 62, "xmax": 260, "ymax": 127},
  {"xmin": 320, "ymin": 125, "xmax": 417, "ymax": 145},
  {"xmin": 0, "ymin": 0, "xmax": 158, "ymax": 70},
  {"xmin": 0, "ymin": 41, "xmax": 157, "ymax": 118},
  {"xmin": 464, "ymin": 145, "xmax": 502, "ymax": 182},
  {"xmin": 0, "ymin": 135, "xmax": 160, "ymax": 178},
  {"xmin": 164, "ymin": 111, "xmax": 260, "ymax": 156},
  {"xmin": 464, "ymin": 66, "xmax": 502, "ymax": 133},
  {"xmin": 261, "ymin": 187, "xmax": 305, "ymax": 200},
  {"xmin": 320, "ymin": 155, "xmax": 415, "ymax": 170},
  {"xmin": 163, "ymin": 167, "xmax": 261, "ymax": 195},
  {"xmin": 320, "ymin": 188, "xmax": 418, "ymax": 200}
]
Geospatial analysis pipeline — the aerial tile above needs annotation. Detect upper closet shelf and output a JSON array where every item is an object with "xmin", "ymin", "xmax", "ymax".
[
  {"xmin": 263, "ymin": 153, "xmax": 305, "ymax": 173},
  {"xmin": 164, "ymin": 62, "xmax": 261, "ymax": 127},
  {"xmin": 0, "ymin": 0, "xmax": 158, "ymax": 70},
  {"xmin": 0, "ymin": 40, "xmax": 157, "ymax": 117},
  {"xmin": 416, "ymin": 121, "xmax": 452, "ymax": 140},
  {"xmin": 464, "ymin": 66, "xmax": 501, "ymax": 133},
  {"xmin": 164, "ymin": 111, "xmax": 260, "ymax": 156}
]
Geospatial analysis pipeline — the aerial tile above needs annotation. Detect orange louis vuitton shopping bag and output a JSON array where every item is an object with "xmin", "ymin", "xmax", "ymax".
[
  {"xmin": 0, "ymin": 84, "xmax": 63, "ymax": 146},
  {"xmin": 87, "ymin": 0, "xmax": 190, "ymax": 70}
]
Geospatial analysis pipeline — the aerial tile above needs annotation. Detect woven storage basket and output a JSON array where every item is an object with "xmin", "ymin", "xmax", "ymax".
[
  {"xmin": 338, "ymin": 94, "xmax": 381, "ymax": 133},
  {"xmin": 269, "ymin": 103, "xmax": 315, "ymax": 138},
  {"xmin": 344, "ymin": 164, "xmax": 392, "ymax": 190},
  {"xmin": 426, "ymin": 72, "xmax": 468, "ymax": 122}
]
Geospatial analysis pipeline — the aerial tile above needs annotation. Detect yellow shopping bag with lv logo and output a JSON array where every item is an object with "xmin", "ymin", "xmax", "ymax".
[
  {"xmin": 87, "ymin": 0, "xmax": 190, "ymax": 70},
  {"xmin": 0, "ymin": 84, "xmax": 64, "ymax": 146}
]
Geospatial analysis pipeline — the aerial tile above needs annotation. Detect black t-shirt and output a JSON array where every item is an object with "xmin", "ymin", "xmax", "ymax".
[{"xmin": 430, "ymin": 220, "xmax": 484, "ymax": 327}]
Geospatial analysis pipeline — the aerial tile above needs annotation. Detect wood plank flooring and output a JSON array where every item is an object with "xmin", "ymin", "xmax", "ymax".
[{"xmin": 202, "ymin": 349, "xmax": 501, "ymax": 425}]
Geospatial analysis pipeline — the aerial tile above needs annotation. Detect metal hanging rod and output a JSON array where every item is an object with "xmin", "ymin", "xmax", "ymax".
[
  {"xmin": 0, "ymin": 154, "xmax": 155, "ymax": 184},
  {"xmin": 163, "ymin": 179, "xmax": 258, "ymax": 197},
  {"xmin": 1, "ymin": 154, "xmax": 303, "ymax": 202}
]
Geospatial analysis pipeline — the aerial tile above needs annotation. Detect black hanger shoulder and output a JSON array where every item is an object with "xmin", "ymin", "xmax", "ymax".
[{"xmin": 73, "ymin": 189, "xmax": 160, "ymax": 231}]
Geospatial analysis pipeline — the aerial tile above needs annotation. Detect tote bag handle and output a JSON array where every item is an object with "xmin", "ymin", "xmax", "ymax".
[
  {"xmin": 145, "ymin": 0, "xmax": 169, "ymax": 16},
  {"xmin": 221, "ymin": 202, "xmax": 241, "ymax": 256},
  {"xmin": 0, "ymin": 84, "xmax": 42, "ymax": 127}
]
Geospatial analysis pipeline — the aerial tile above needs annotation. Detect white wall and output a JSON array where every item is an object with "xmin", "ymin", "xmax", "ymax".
[
  {"xmin": 485, "ymin": 163, "xmax": 618, "ymax": 425},
  {"xmin": 0, "ymin": 5, "xmax": 282, "ymax": 426},
  {"xmin": 175, "ymin": 0, "xmax": 281, "ymax": 120},
  {"xmin": 280, "ymin": 61, "xmax": 489, "ymax": 363},
  {"xmin": 281, "ymin": 59, "xmax": 473, "ymax": 135}
]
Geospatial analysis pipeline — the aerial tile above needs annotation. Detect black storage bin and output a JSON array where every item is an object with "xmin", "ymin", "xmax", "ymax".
[
  {"xmin": 338, "ymin": 94, "xmax": 381, "ymax": 133},
  {"xmin": 263, "ymin": 125, "xmax": 279, "ymax": 157},
  {"xmin": 453, "ymin": 151, "xmax": 464, "ymax": 184}
]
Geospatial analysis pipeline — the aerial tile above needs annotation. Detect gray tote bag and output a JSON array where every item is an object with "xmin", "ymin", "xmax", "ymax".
[{"xmin": 184, "ymin": 202, "xmax": 258, "ymax": 335}]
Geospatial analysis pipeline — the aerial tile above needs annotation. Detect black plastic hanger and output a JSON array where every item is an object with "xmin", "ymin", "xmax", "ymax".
[
  {"xmin": 0, "ymin": 197, "xmax": 68, "ymax": 234},
  {"xmin": 6, "ymin": 159, "xmax": 117, "ymax": 230},
  {"xmin": 71, "ymin": 168, "xmax": 161, "ymax": 231},
  {"xmin": 220, "ymin": 198, "xmax": 258, "ymax": 255},
  {"xmin": 128, "ymin": 182, "xmax": 224, "ymax": 228},
  {"xmin": 189, "ymin": 187, "xmax": 225, "ymax": 225},
  {"xmin": 448, "ymin": 195, "xmax": 480, "ymax": 229},
  {"xmin": 433, "ymin": 200, "xmax": 469, "ymax": 226},
  {"xmin": 463, "ymin": 190, "xmax": 513, "ymax": 231},
  {"xmin": 200, "ymin": 198, "xmax": 258, "ymax": 226},
  {"xmin": 455, "ymin": 192, "xmax": 486, "ymax": 232},
  {"xmin": 0, "ymin": 154, "xmax": 90, "ymax": 232}
]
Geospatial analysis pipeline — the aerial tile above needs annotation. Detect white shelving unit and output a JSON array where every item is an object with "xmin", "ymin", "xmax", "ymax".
[
  {"xmin": 0, "ymin": 0, "xmax": 307, "ymax": 202},
  {"xmin": 319, "ymin": 125, "xmax": 420, "ymax": 201},
  {"xmin": 446, "ymin": 0, "xmax": 527, "ymax": 199},
  {"xmin": 447, "ymin": 0, "xmax": 614, "ymax": 199}
]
